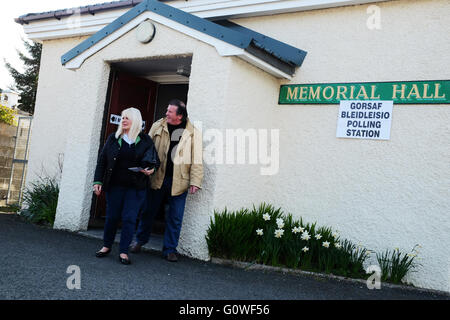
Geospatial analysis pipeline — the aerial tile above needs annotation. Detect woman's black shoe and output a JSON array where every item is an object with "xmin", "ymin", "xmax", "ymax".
[
  {"xmin": 119, "ymin": 256, "xmax": 131, "ymax": 265},
  {"xmin": 95, "ymin": 249, "xmax": 111, "ymax": 258}
]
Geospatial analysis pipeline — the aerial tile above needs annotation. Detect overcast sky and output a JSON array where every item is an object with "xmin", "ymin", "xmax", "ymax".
[{"xmin": 0, "ymin": 0, "xmax": 103, "ymax": 90}]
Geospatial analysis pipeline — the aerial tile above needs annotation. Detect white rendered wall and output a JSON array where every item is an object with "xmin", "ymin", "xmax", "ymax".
[
  {"xmin": 26, "ymin": 0, "xmax": 449, "ymax": 292},
  {"xmin": 25, "ymin": 37, "xmax": 89, "ymax": 187},
  {"xmin": 221, "ymin": 0, "xmax": 449, "ymax": 292}
]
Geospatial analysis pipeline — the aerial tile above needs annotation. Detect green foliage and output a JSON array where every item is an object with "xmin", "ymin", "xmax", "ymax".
[
  {"xmin": 206, "ymin": 206, "xmax": 263, "ymax": 261},
  {"xmin": 0, "ymin": 204, "xmax": 20, "ymax": 213},
  {"xmin": 21, "ymin": 176, "xmax": 59, "ymax": 226},
  {"xmin": 0, "ymin": 104, "xmax": 18, "ymax": 126},
  {"xmin": 206, "ymin": 203, "xmax": 419, "ymax": 284},
  {"xmin": 4, "ymin": 39, "xmax": 42, "ymax": 115},
  {"xmin": 376, "ymin": 246, "xmax": 420, "ymax": 284}
]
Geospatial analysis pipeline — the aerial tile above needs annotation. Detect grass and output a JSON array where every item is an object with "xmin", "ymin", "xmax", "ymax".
[{"xmin": 0, "ymin": 205, "xmax": 20, "ymax": 213}]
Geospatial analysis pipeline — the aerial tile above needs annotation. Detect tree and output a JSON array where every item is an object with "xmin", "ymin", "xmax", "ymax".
[{"xmin": 4, "ymin": 39, "xmax": 42, "ymax": 115}]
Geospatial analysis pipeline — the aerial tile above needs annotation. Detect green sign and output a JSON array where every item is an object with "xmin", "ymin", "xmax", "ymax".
[{"xmin": 279, "ymin": 80, "xmax": 450, "ymax": 104}]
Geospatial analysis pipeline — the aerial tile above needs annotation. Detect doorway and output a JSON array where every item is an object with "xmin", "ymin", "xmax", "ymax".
[{"xmin": 89, "ymin": 56, "xmax": 191, "ymax": 237}]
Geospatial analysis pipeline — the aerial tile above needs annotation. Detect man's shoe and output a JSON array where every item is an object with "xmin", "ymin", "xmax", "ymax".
[
  {"xmin": 166, "ymin": 252, "xmax": 178, "ymax": 262},
  {"xmin": 129, "ymin": 242, "xmax": 142, "ymax": 254}
]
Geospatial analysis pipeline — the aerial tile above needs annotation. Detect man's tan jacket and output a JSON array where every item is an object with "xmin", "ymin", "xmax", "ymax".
[{"xmin": 148, "ymin": 118, "xmax": 203, "ymax": 196}]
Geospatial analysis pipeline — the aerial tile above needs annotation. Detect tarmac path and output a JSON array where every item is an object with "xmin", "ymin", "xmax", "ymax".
[{"xmin": 0, "ymin": 213, "xmax": 448, "ymax": 301}]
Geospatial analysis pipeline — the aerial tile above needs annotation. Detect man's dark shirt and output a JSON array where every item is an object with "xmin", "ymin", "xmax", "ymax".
[{"xmin": 165, "ymin": 121, "xmax": 186, "ymax": 179}]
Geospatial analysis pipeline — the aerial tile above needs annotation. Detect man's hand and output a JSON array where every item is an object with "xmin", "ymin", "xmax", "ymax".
[
  {"xmin": 140, "ymin": 168, "xmax": 155, "ymax": 176},
  {"xmin": 93, "ymin": 184, "xmax": 102, "ymax": 196},
  {"xmin": 189, "ymin": 185, "xmax": 199, "ymax": 194}
]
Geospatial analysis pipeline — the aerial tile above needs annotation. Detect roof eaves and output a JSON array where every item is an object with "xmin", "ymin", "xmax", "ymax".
[
  {"xmin": 61, "ymin": 0, "xmax": 253, "ymax": 65},
  {"xmin": 213, "ymin": 20, "xmax": 307, "ymax": 68},
  {"xmin": 15, "ymin": 0, "xmax": 144, "ymax": 25}
]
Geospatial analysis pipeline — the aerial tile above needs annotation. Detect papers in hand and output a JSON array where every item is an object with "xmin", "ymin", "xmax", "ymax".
[{"xmin": 128, "ymin": 167, "xmax": 148, "ymax": 172}]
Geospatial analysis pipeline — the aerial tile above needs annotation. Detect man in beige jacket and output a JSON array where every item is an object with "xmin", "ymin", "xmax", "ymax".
[{"xmin": 131, "ymin": 99, "xmax": 203, "ymax": 262}]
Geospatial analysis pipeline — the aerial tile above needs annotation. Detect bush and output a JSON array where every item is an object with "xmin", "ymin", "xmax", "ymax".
[
  {"xmin": 206, "ymin": 203, "xmax": 418, "ymax": 284},
  {"xmin": 0, "ymin": 104, "xmax": 18, "ymax": 126},
  {"xmin": 21, "ymin": 177, "xmax": 59, "ymax": 226}
]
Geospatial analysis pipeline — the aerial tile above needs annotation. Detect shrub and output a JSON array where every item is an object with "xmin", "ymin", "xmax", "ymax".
[
  {"xmin": 21, "ymin": 176, "xmax": 59, "ymax": 226},
  {"xmin": 0, "ymin": 104, "xmax": 18, "ymax": 126}
]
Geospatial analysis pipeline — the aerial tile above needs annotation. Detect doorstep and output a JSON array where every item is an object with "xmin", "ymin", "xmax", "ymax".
[
  {"xmin": 78, "ymin": 228, "xmax": 164, "ymax": 253},
  {"xmin": 210, "ymin": 257, "xmax": 450, "ymax": 297}
]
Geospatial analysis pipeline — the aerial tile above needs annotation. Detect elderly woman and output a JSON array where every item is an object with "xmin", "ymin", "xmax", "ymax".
[{"xmin": 93, "ymin": 107, "xmax": 159, "ymax": 265}]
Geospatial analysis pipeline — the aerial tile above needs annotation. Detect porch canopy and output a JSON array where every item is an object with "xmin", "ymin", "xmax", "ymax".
[{"xmin": 59, "ymin": 0, "xmax": 307, "ymax": 79}]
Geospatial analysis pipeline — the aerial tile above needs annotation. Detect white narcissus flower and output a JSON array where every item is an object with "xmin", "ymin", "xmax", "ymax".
[
  {"xmin": 299, "ymin": 227, "xmax": 305, "ymax": 233},
  {"xmin": 335, "ymin": 243, "xmax": 342, "ymax": 249},
  {"xmin": 256, "ymin": 229, "xmax": 263, "ymax": 236},
  {"xmin": 322, "ymin": 241, "xmax": 330, "ymax": 248},
  {"xmin": 302, "ymin": 246, "xmax": 309, "ymax": 253},
  {"xmin": 263, "ymin": 214, "xmax": 271, "ymax": 221},
  {"xmin": 292, "ymin": 227, "xmax": 301, "ymax": 234},
  {"xmin": 274, "ymin": 229, "xmax": 284, "ymax": 238},
  {"xmin": 315, "ymin": 234, "xmax": 322, "ymax": 240},
  {"xmin": 301, "ymin": 232, "xmax": 311, "ymax": 241},
  {"xmin": 332, "ymin": 232, "xmax": 339, "ymax": 239},
  {"xmin": 276, "ymin": 218, "xmax": 285, "ymax": 229}
]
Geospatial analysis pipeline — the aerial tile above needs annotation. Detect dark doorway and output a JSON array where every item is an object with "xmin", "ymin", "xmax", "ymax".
[{"xmin": 89, "ymin": 58, "xmax": 191, "ymax": 237}]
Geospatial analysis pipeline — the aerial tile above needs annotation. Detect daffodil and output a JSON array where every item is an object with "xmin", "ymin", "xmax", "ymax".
[
  {"xmin": 322, "ymin": 241, "xmax": 330, "ymax": 248},
  {"xmin": 276, "ymin": 218, "xmax": 285, "ymax": 229},
  {"xmin": 299, "ymin": 227, "xmax": 305, "ymax": 233},
  {"xmin": 301, "ymin": 232, "xmax": 310, "ymax": 241},
  {"xmin": 292, "ymin": 226, "xmax": 301, "ymax": 234},
  {"xmin": 315, "ymin": 234, "xmax": 322, "ymax": 240},
  {"xmin": 263, "ymin": 213, "xmax": 271, "ymax": 221},
  {"xmin": 302, "ymin": 246, "xmax": 309, "ymax": 253},
  {"xmin": 274, "ymin": 229, "xmax": 284, "ymax": 238},
  {"xmin": 335, "ymin": 242, "xmax": 342, "ymax": 249},
  {"xmin": 256, "ymin": 229, "xmax": 263, "ymax": 236}
]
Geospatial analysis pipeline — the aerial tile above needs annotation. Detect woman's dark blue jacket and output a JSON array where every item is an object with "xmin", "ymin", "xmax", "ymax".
[{"xmin": 93, "ymin": 132, "xmax": 160, "ymax": 191}]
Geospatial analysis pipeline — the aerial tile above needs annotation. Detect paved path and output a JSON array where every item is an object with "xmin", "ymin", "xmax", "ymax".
[{"xmin": 0, "ymin": 213, "xmax": 448, "ymax": 300}]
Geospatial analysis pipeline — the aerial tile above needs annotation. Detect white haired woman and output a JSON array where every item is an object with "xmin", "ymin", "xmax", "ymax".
[{"xmin": 93, "ymin": 107, "xmax": 159, "ymax": 265}]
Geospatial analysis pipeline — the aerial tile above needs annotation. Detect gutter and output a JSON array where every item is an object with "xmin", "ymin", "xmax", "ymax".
[{"xmin": 15, "ymin": 0, "xmax": 145, "ymax": 25}]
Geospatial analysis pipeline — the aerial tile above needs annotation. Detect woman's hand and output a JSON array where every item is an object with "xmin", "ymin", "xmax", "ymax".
[
  {"xmin": 140, "ymin": 168, "xmax": 155, "ymax": 176},
  {"xmin": 93, "ymin": 184, "xmax": 102, "ymax": 196}
]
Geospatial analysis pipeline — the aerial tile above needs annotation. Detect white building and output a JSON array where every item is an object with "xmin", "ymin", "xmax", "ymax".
[
  {"xmin": 16, "ymin": 0, "xmax": 450, "ymax": 292},
  {"xmin": 0, "ymin": 90, "xmax": 20, "ymax": 109}
]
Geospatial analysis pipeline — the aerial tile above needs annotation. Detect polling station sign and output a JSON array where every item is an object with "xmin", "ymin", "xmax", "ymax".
[{"xmin": 336, "ymin": 100, "xmax": 393, "ymax": 140}]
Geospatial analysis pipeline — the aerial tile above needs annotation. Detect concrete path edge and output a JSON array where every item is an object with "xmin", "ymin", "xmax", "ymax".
[{"xmin": 210, "ymin": 257, "xmax": 450, "ymax": 297}]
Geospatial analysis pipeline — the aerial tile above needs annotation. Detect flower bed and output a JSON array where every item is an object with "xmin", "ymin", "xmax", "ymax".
[{"xmin": 206, "ymin": 203, "xmax": 419, "ymax": 284}]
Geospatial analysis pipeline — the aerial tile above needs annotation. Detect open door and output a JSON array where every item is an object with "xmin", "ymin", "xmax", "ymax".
[{"xmin": 90, "ymin": 71, "xmax": 157, "ymax": 225}]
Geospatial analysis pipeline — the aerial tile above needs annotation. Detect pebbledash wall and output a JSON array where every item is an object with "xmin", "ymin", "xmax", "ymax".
[{"xmin": 23, "ymin": 0, "xmax": 449, "ymax": 292}]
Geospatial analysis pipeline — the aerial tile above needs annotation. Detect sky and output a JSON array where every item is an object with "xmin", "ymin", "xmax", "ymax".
[{"xmin": 0, "ymin": 0, "xmax": 103, "ymax": 90}]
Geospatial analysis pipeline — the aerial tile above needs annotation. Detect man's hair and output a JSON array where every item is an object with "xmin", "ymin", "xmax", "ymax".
[{"xmin": 168, "ymin": 99, "xmax": 188, "ymax": 122}]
